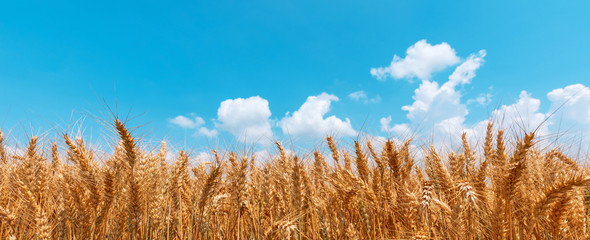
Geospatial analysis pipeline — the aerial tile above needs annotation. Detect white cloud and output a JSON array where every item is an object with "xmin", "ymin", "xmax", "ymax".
[
  {"xmin": 380, "ymin": 116, "xmax": 412, "ymax": 136},
  {"xmin": 348, "ymin": 91, "xmax": 381, "ymax": 104},
  {"xmin": 378, "ymin": 45, "xmax": 487, "ymax": 145},
  {"xmin": 453, "ymin": 91, "xmax": 548, "ymax": 149},
  {"xmin": 169, "ymin": 115, "xmax": 205, "ymax": 129},
  {"xmin": 217, "ymin": 96, "xmax": 273, "ymax": 143},
  {"xmin": 374, "ymin": 41, "xmax": 590, "ymax": 153},
  {"xmin": 467, "ymin": 93, "xmax": 492, "ymax": 106},
  {"xmin": 253, "ymin": 150, "xmax": 273, "ymax": 163},
  {"xmin": 195, "ymin": 152, "xmax": 214, "ymax": 163},
  {"xmin": 170, "ymin": 114, "xmax": 218, "ymax": 137},
  {"xmin": 391, "ymin": 82, "xmax": 590, "ymax": 150},
  {"xmin": 400, "ymin": 50, "xmax": 486, "ymax": 128},
  {"xmin": 349, "ymin": 91, "xmax": 367, "ymax": 101},
  {"xmin": 380, "ymin": 116, "xmax": 392, "ymax": 132},
  {"xmin": 491, "ymin": 91, "xmax": 547, "ymax": 134},
  {"xmin": 547, "ymin": 84, "xmax": 590, "ymax": 126},
  {"xmin": 446, "ymin": 50, "xmax": 486, "ymax": 87},
  {"xmin": 401, "ymin": 79, "xmax": 467, "ymax": 125},
  {"xmin": 165, "ymin": 149, "xmax": 178, "ymax": 163},
  {"xmin": 5, "ymin": 145, "xmax": 24, "ymax": 157},
  {"xmin": 545, "ymin": 84, "xmax": 590, "ymax": 147},
  {"xmin": 280, "ymin": 93, "xmax": 356, "ymax": 138},
  {"xmin": 198, "ymin": 127, "xmax": 218, "ymax": 137},
  {"xmin": 370, "ymin": 40, "xmax": 460, "ymax": 81}
]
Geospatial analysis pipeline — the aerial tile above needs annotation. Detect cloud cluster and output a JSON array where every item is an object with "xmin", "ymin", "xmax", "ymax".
[
  {"xmin": 170, "ymin": 39, "xmax": 590, "ymax": 150},
  {"xmin": 170, "ymin": 93, "xmax": 356, "ymax": 143},
  {"xmin": 376, "ymin": 40, "xmax": 590, "ymax": 149},
  {"xmin": 380, "ymin": 48, "xmax": 486, "ymax": 140}
]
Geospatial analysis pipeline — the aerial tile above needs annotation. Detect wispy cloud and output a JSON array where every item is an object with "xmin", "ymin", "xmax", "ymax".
[
  {"xmin": 169, "ymin": 115, "xmax": 205, "ymax": 129},
  {"xmin": 348, "ymin": 90, "xmax": 381, "ymax": 104},
  {"xmin": 467, "ymin": 93, "xmax": 493, "ymax": 106}
]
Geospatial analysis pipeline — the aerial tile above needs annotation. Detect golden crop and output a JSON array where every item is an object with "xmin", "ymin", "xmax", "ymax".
[{"xmin": 0, "ymin": 119, "xmax": 588, "ymax": 239}]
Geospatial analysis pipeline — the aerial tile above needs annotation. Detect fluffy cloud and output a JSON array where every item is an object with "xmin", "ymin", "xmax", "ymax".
[
  {"xmin": 375, "ymin": 40, "xmax": 590, "ymax": 152},
  {"xmin": 385, "ymin": 81, "xmax": 590, "ymax": 149},
  {"xmin": 545, "ymin": 84, "xmax": 590, "ymax": 147},
  {"xmin": 370, "ymin": 40, "xmax": 460, "ymax": 81},
  {"xmin": 375, "ymin": 44, "xmax": 486, "ymax": 142},
  {"xmin": 380, "ymin": 116, "xmax": 412, "ymax": 136},
  {"xmin": 491, "ymin": 91, "xmax": 547, "ymax": 134},
  {"xmin": 379, "ymin": 46, "xmax": 487, "ymax": 144},
  {"xmin": 348, "ymin": 90, "xmax": 381, "ymax": 103},
  {"xmin": 401, "ymin": 79, "xmax": 467, "ymax": 125},
  {"xmin": 198, "ymin": 127, "xmax": 218, "ymax": 137},
  {"xmin": 280, "ymin": 93, "xmax": 356, "ymax": 138},
  {"xmin": 446, "ymin": 50, "xmax": 486, "ymax": 87},
  {"xmin": 547, "ymin": 84, "xmax": 590, "ymax": 126},
  {"xmin": 398, "ymin": 49, "xmax": 485, "ymax": 127},
  {"xmin": 464, "ymin": 86, "xmax": 590, "ymax": 147},
  {"xmin": 380, "ymin": 116, "xmax": 393, "ymax": 132},
  {"xmin": 217, "ymin": 96, "xmax": 273, "ymax": 143},
  {"xmin": 169, "ymin": 115, "xmax": 205, "ymax": 129},
  {"xmin": 380, "ymin": 42, "xmax": 590, "ymax": 148}
]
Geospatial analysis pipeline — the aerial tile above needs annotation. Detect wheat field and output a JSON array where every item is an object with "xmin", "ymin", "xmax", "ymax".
[{"xmin": 0, "ymin": 119, "xmax": 588, "ymax": 239}]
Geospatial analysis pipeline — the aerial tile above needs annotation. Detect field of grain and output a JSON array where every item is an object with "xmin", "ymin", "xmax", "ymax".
[{"xmin": 0, "ymin": 119, "xmax": 588, "ymax": 239}]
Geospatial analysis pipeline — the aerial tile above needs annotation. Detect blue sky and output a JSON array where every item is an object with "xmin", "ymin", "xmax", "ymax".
[{"xmin": 1, "ymin": 1, "xmax": 590, "ymax": 152}]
